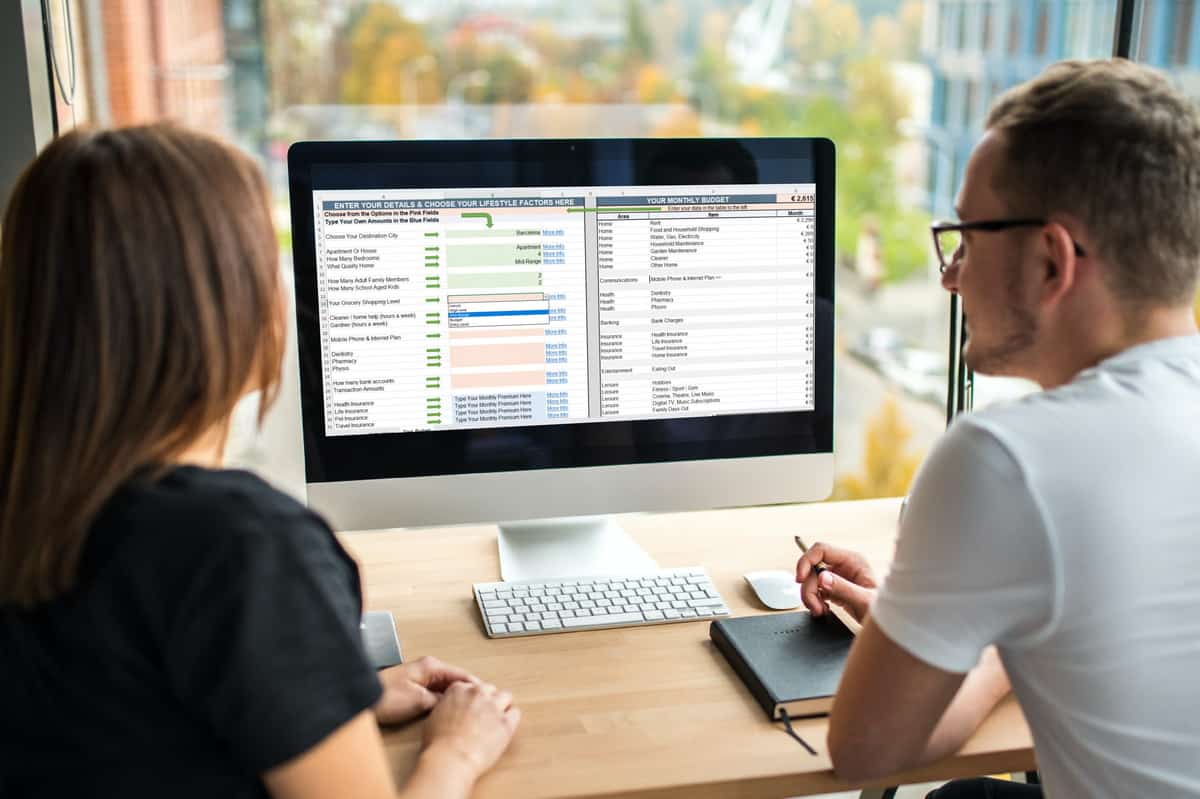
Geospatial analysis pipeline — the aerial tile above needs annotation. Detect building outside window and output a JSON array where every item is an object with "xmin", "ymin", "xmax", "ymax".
[{"xmin": 1131, "ymin": 0, "xmax": 1200, "ymax": 367}]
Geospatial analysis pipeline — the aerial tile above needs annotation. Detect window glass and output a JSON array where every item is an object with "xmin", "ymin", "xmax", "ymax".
[{"xmin": 45, "ymin": 0, "xmax": 1115, "ymax": 500}]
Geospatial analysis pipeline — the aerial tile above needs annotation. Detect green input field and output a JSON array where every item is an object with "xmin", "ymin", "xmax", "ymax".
[
  {"xmin": 566, "ymin": 206, "xmax": 662, "ymax": 214},
  {"xmin": 447, "ymin": 272, "xmax": 541, "ymax": 289},
  {"xmin": 446, "ymin": 229, "xmax": 540, "ymax": 239},
  {"xmin": 447, "ymin": 243, "xmax": 540, "ymax": 268}
]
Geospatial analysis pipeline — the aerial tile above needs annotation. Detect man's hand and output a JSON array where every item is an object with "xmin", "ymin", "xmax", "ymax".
[
  {"xmin": 374, "ymin": 656, "xmax": 482, "ymax": 726},
  {"xmin": 795, "ymin": 542, "xmax": 878, "ymax": 623}
]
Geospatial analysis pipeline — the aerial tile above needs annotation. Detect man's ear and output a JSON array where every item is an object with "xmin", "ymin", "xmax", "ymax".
[{"xmin": 1038, "ymin": 222, "xmax": 1080, "ymax": 307}]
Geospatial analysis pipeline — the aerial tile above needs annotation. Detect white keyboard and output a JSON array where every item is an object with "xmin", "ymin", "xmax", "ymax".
[{"xmin": 474, "ymin": 567, "xmax": 730, "ymax": 638}]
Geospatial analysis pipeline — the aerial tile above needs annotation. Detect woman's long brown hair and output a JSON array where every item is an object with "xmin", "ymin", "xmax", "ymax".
[{"xmin": 0, "ymin": 124, "xmax": 284, "ymax": 607}]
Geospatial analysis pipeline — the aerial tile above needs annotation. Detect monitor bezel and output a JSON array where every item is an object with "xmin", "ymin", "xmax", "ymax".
[{"xmin": 287, "ymin": 137, "xmax": 835, "ymax": 486}]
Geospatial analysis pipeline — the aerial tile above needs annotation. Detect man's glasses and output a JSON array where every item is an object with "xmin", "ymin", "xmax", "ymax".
[{"xmin": 930, "ymin": 218, "xmax": 1086, "ymax": 274}]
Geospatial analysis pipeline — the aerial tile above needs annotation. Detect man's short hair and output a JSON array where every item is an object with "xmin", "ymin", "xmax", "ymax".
[{"xmin": 986, "ymin": 59, "xmax": 1200, "ymax": 309}]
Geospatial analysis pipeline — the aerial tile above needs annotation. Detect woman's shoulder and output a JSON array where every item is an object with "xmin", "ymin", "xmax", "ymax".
[
  {"xmin": 117, "ymin": 465, "xmax": 312, "ymax": 521},
  {"xmin": 92, "ymin": 466, "xmax": 333, "ymax": 565}
]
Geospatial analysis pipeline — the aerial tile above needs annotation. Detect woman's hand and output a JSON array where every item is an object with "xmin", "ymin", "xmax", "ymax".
[
  {"xmin": 374, "ymin": 656, "xmax": 481, "ymax": 726},
  {"xmin": 420, "ymin": 681, "xmax": 521, "ymax": 782}
]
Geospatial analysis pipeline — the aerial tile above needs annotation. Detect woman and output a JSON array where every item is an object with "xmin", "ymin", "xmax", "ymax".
[{"xmin": 0, "ymin": 124, "xmax": 519, "ymax": 798}]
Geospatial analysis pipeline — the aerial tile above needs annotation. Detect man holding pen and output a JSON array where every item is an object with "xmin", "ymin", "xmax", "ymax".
[{"xmin": 797, "ymin": 60, "xmax": 1200, "ymax": 798}]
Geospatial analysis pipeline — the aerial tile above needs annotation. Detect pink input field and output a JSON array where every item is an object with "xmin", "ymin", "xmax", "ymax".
[
  {"xmin": 449, "ymin": 328, "xmax": 545, "ymax": 340},
  {"xmin": 451, "ymin": 342, "xmax": 544, "ymax": 368},
  {"xmin": 451, "ymin": 371, "xmax": 546, "ymax": 389}
]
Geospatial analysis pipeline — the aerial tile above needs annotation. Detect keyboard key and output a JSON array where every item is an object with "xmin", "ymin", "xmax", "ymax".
[
  {"xmin": 492, "ymin": 622, "xmax": 508, "ymax": 634},
  {"xmin": 562, "ymin": 612, "xmax": 643, "ymax": 628}
]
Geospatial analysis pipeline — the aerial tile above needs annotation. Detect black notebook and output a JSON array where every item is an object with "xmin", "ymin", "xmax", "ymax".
[{"xmin": 710, "ymin": 611, "xmax": 855, "ymax": 720}]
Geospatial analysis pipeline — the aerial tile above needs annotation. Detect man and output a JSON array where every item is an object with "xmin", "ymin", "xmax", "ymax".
[{"xmin": 796, "ymin": 59, "xmax": 1200, "ymax": 798}]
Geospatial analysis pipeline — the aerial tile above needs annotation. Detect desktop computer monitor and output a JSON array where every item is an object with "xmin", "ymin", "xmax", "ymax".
[{"xmin": 288, "ymin": 138, "xmax": 835, "ymax": 581}]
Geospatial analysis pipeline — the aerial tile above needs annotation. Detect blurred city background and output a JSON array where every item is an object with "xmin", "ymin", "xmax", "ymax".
[{"xmin": 42, "ymin": 0, "xmax": 1200, "ymax": 500}]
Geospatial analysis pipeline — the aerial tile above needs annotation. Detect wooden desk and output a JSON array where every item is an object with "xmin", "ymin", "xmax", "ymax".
[{"xmin": 340, "ymin": 498, "xmax": 1035, "ymax": 799}]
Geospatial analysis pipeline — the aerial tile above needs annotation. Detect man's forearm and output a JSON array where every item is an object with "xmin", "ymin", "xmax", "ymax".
[{"xmin": 919, "ymin": 647, "xmax": 1011, "ymax": 765}]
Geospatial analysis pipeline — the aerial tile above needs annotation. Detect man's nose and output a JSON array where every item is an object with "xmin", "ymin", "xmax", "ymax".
[{"xmin": 940, "ymin": 259, "xmax": 961, "ymax": 293}]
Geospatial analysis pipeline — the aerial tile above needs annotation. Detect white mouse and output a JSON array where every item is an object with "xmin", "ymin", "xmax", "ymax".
[{"xmin": 744, "ymin": 569, "xmax": 804, "ymax": 610}]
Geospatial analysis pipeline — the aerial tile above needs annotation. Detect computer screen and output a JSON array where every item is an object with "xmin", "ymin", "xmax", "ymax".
[{"xmin": 288, "ymin": 139, "xmax": 834, "ymax": 544}]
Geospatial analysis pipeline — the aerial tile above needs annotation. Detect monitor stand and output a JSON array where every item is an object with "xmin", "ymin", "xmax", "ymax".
[{"xmin": 497, "ymin": 516, "xmax": 659, "ymax": 583}]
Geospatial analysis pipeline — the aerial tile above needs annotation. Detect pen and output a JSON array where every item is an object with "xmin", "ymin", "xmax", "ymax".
[{"xmin": 794, "ymin": 536, "xmax": 828, "ymax": 576}]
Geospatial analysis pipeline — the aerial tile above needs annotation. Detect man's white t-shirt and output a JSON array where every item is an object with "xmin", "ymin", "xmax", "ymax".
[{"xmin": 872, "ymin": 334, "xmax": 1200, "ymax": 797}]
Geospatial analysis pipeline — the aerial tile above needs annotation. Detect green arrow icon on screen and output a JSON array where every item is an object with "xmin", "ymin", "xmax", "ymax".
[{"xmin": 461, "ymin": 211, "xmax": 493, "ymax": 228}]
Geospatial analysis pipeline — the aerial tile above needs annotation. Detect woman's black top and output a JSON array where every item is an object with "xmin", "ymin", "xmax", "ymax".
[{"xmin": 0, "ymin": 466, "xmax": 383, "ymax": 798}]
